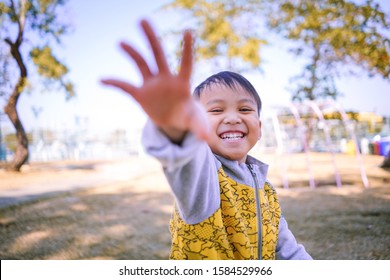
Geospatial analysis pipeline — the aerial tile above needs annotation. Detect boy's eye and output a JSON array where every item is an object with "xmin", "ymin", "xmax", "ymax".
[
  {"xmin": 240, "ymin": 107, "xmax": 254, "ymax": 112},
  {"xmin": 209, "ymin": 108, "xmax": 223, "ymax": 113}
]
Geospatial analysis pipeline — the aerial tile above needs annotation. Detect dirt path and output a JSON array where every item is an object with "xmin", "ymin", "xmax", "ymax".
[{"xmin": 0, "ymin": 153, "xmax": 389, "ymax": 259}]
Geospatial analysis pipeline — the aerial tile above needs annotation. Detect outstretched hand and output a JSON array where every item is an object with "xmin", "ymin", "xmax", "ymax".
[{"xmin": 101, "ymin": 19, "xmax": 209, "ymax": 143}]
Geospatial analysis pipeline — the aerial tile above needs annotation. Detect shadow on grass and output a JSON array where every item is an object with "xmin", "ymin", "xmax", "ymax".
[
  {"xmin": 278, "ymin": 185, "xmax": 390, "ymax": 260},
  {"xmin": 0, "ymin": 168, "xmax": 389, "ymax": 260},
  {"xmin": 0, "ymin": 185, "xmax": 174, "ymax": 260}
]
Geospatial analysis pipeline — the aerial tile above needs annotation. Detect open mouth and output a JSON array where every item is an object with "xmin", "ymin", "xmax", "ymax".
[{"xmin": 219, "ymin": 132, "xmax": 245, "ymax": 140}]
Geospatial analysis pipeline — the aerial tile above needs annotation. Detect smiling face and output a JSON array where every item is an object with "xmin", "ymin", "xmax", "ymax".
[{"xmin": 199, "ymin": 83, "xmax": 261, "ymax": 163}]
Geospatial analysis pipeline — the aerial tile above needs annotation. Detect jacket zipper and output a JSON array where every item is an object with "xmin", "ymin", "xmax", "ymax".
[{"xmin": 248, "ymin": 164, "xmax": 262, "ymax": 260}]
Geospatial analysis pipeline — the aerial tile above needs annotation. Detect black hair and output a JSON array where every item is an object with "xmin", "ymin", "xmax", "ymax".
[{"xmin": 193, "ymin": 71, "xmax": 262, "ymax": 116}]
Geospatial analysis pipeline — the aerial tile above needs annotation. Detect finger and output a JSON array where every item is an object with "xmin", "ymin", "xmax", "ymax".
[
  {"xmin": 178, "ymin": 30, "xmax": 193, "ymax": 81},
  {"xmin": 140, "ymin": 19, "xmax": 170, "ymax": 73},
  {"xmin": 101, "ymin": 79, "xmax": 140, "ymax": 101},
  {"xmin": 120, "ymin": 42, "xmax": 153, "ymax": 80}
]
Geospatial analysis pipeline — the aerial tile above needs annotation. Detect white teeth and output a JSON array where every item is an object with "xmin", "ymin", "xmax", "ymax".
[{"xmin": 221, "ymin": 132, "xmax": 244, "ymax": 139}]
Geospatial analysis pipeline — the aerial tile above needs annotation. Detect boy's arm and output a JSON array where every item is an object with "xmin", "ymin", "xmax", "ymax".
[
  {"xmin": 101, "ymin": 19, "xmax": 209, "ymax": 144},
  {"xmin": 143, "ymin": 120, "xmax": 221, "ymax": 225},
  {"xmin": 102, "ymin": 20, "xmax": 219, "ymax": 224},
  {"xmin": 276, "ymin": 216, "xmax": 313, "ymax": 260}
]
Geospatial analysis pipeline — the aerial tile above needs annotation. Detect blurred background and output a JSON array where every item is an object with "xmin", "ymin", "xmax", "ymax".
[
  {"xmin": 0, "ymin": 0, "xmax": 390, "ymax": 260},
  {"xmin": 0, "ymin": 0, "xmax": 389, "ymax": 168}
]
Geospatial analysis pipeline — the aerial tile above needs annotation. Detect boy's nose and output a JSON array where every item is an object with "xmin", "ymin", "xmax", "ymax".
[{"xmin": 223, "ymin": 113, "xmax": 242, "ymax": 124}]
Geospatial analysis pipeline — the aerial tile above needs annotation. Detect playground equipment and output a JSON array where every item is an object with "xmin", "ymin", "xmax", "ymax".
[{"xmin": 271, "ymin": 101, "xmax": 369, "ymax": 188}]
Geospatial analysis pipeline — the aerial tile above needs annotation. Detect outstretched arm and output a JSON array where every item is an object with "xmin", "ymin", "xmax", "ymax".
[{"xmin": 101, "ymin": 19, "xmax": 209, "ymax": 144}]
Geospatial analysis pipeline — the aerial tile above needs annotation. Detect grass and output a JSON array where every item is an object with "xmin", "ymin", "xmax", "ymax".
[{"xmin": 0, "ymin": 153, "xmax": 389, "ymax": 260}]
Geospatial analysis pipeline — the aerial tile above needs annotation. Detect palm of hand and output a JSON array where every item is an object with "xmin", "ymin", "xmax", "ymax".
[{"xmin": 136, "ymin": 73, "xmax": 191, "ymax": 129}]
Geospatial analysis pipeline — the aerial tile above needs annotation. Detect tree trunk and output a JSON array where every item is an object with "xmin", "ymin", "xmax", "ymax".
[
  {"xmin": 4, "ymin": 77, "xmax": 29, "ymax": 172},
  {"xmin": 4, "ymin": 31, "xmax": 29, "ymax": 171}
]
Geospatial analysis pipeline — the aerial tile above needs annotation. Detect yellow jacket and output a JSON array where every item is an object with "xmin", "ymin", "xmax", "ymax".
[{"xmin": 169, "ymin": 167, "xmax": 281, "ymax": 260}]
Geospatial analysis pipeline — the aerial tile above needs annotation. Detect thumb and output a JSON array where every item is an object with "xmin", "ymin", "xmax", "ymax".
[
  {"xmin": 188, "ymin": 101, "xmax": 210, "ymax": 142},
  {"xmin": 100, "ymin": 79, "xmax": 141, "ymax": 102}
]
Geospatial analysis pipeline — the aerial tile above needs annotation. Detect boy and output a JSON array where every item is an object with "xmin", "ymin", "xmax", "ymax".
[{"xmin": 102, "ymin": 19, "xmax": 312, "ymax": 260}]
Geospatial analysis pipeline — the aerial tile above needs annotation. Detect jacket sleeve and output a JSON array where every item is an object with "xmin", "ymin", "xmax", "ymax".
[
  {"xmin": 276, "ymin": 215, "xmax": 313, "ymax": 260},
  {"xmin": 142, "ymin": 120, "xmax": 221, "ymax": 224}
]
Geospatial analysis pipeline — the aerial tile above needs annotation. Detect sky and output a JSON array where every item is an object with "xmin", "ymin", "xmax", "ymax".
[{"xmin": 4, "ymin": 0, "xmax": 390, "ymax": 136}]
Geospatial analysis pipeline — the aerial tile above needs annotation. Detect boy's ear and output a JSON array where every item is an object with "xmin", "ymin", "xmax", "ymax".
[{"xmin": 258, "ymin": 120, "xmax": 262, "ymax": 140}]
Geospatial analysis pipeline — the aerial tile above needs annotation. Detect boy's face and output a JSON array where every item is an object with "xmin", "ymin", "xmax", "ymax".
[{"xmin": 199, "ymin": 83, "xmax": 261, "ymax": 163}]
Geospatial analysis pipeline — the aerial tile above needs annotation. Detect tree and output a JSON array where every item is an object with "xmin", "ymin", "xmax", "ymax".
[
  {"xmin": 0, "ymin": 0, "xmax": 75, "ymax": 171},
  {"xmin": 164, "ymin": 0, "xmax": 268, "ymax": 71},
  {"xmin": 167, "ymin": 0, "xmax": 390, "ymax": 168},
  {"xmin": 267, "ymin": 0, "xmax": 390, "ymax": 100},
  {"xmin": 266, "ymin": 0, "xmax": 390, "ymax": 166}
]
